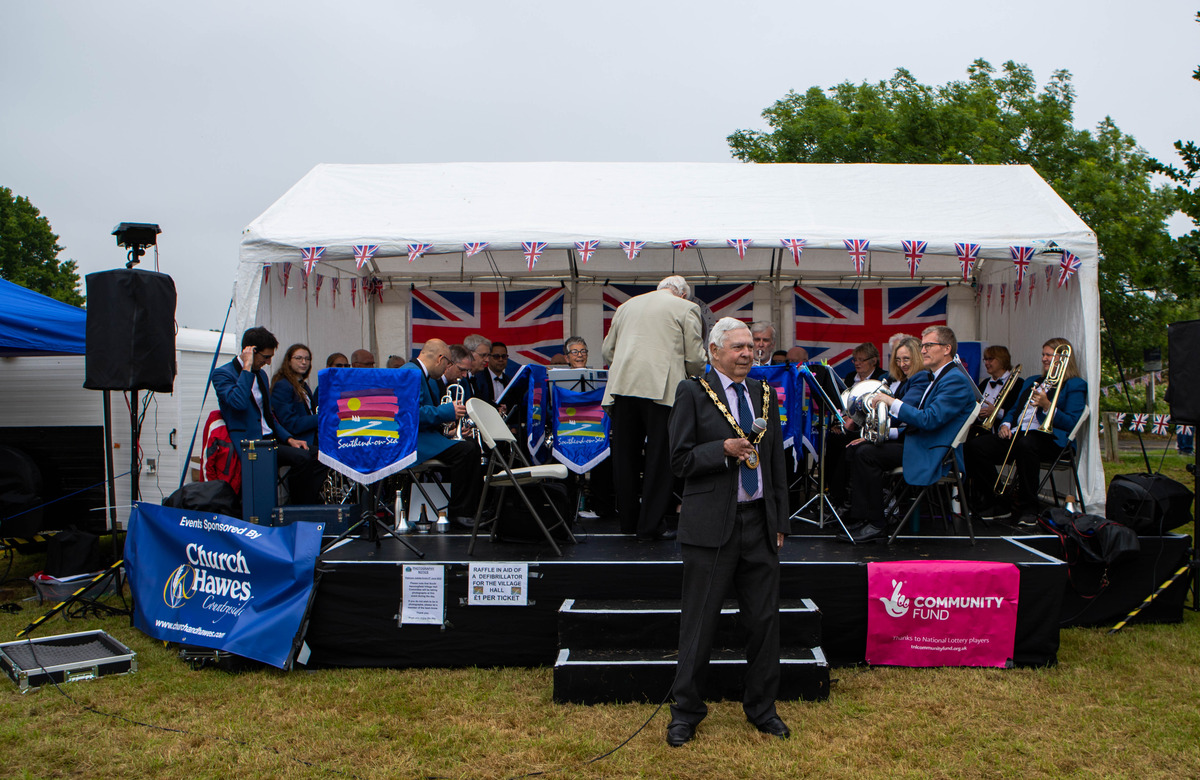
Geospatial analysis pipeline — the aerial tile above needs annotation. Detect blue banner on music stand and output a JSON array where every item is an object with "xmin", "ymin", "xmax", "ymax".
[
  {"xmin": 316, "ymin": 367, "xmax": 418, "ymax": 483},
  {"xmin": 126, "ymin": 502, "xmax": 322, "ymax": 669},
  {"xmin": 522, "ymin": 364, "xmax": 550, "ymax": 461},
  {"xmin": 748, "ymin": 363, "xmax": 804, "ymax": 453},
  {"xmin": 550, "ymin": 385, "xmax": 611, "ymax": 473}
]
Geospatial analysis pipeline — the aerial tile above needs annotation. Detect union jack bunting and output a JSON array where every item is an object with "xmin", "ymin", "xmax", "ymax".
[
  {"xmin": 793, "ymin": 285, "xmax": 947, "ymax": 377},
  {"xmin": 1027, "ymin": 271, "xmax": 1036, "ymax": 307},
  {"xmin": 603, "ymin": 283, "xmax": 754, "ymax": 336},
  {"xmin": 331, "ymin": 277, "xmax": 340, "ymax": 308},
  {"xmin": 407, "ymin": 243, "xmax": 433, "ymax": 263},
  {"xmin": 1045, "ymin": 266, "xmax": 1053, "ymax": 287},
  {"xmin": 727, "ymin": 238, "xmax": 753, "ymax": 259},
  {"xmin": 1115, "ymin": 413, "xmax": 1126, "ymax": 430},
  {"xmin": 1130, "ymin": 413, "xmax": 1148, "ymax": 432},
  {"xmin": 369, "ymin": 277, "xmax": 385, "ymax": 303},
  {"xmin": 315, "ymin": 274, "xmax": 324, "ymax": 307},
  {"xmin": 954, "ymin": 242, "xmax": 979, "ymax": 281},
  {"xmin": 522, "ymin": 241, "xmax": 547, "ymax": 270},
  {"xmin": 1178, "ymin": 424, "xmax": 1195, "ymax": 436},
  {"xmin": 844, "ymin": 239, "xmax": 870, "ymax": 275},
  {"xmin": 1000, "ymin": 283, "xmax": 1007, "ymax": 313},
  {"xmin": 987, "ymin": 284, "xmax": 993, "ymax": 308},
  {"xmin": 619, "ymin": 240, "xmax": 646, "ymax": 261},
  {"xmin": 281, "ymin": 263, "xmax": 292, "ymax": 297},
  {"xmin": 463, "ymin": 242, "xmax": 489, "ymax": 258},
  {"xmin": 672, "ymin": 239, "xmax": 698, "ymax": 252},
  {"xmin": 353, "ymin": 244, "xmax": 379, "ymax": 270},
  {"xmin": 1013, "ymin": 277, "xmax": 1022, "ymax": 306},
  {"xmin": 901, "ymin": 240, "xmax": 926, "ymax": 279},
  {"xmin": 262, "ymin": 265, "xmax": 270, "ymax": 286},
  {"xmin": 410, "ymin": 287, "xmax": 565, "ymax": 364},
  {"xmin": 574, "ymin": 240, "xmax": 599, "ymax": 263},
  {"xmin": 350, "ymin": 278, "xmax": 357, "ymax": 308},
  {"xmin": 300, "ymin": 247, "xmax": 325, "ymax": 277},
  {"xmin": 1153, "ymin": 414, "xmax": 1171, "ymax": 435},
  {"xmin": 1010, "ymin": 246, "xmax": 1034, "ymax": 286},
  {"xmin": 1057, "ymin": 251, "xmax": 1081, "ymax": 288},
  {"xmin": 781, "ymin": 238, "xmax": 807, "ymax": 265}
]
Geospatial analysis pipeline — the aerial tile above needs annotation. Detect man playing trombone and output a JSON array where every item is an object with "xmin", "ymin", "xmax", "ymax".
[{"xmin": 965, "ymin": 337, "xmax": 1087, "ymax": 527}]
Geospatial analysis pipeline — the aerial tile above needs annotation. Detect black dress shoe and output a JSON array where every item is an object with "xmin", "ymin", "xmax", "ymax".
[
  {"xmin": 450, "ymin": 516, "xmax": 477, "ymax": 531},
  {"xmin": 666, "ymin": 720, "xmax": 695, "ymax": 747},
  {"xmin": 638, "ymin": 528, "xmax": 677, "ymax": 542},
  {"xmin": 750, "ymin": 715, "xmax": 791, "ymax": 739},
  {"xmin": 849, "ymin": 522, "xmax": 889, "ymax": 543}
]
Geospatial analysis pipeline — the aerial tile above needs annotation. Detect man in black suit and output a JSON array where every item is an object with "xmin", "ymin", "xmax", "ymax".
[
  {"xmin": 665, "ymin": 317, "xmax": 791, "ymax": 747},
  {"xmin": 473, "ymin": 340, "xmax": 520, "ymax": 406}
]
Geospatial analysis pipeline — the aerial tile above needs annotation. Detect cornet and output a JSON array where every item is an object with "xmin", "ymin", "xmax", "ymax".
[{"xmin": 442, "ymin": 383, "xmax": 467, "ymax": 439}]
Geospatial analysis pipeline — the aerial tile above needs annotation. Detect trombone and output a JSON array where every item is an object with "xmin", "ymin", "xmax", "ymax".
[
  {"xmin": 994, "ymin": 346, "xmax": 1070, "ymax": 495},
  {"xmin": 975, "ymin": 364, "xmax": 1022, "ymax": 434}
]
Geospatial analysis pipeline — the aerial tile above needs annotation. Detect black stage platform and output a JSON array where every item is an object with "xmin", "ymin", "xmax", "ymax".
[{"xmin": 304, "ymin": 529, "xmax": 1074, "ymax": 669}]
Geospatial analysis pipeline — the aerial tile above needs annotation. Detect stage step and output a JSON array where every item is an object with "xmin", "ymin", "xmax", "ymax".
[
  {"xmin": 557, "ymin": 598, "xmax": 823, "ymax": 650},
  {"xmin": 552, "ymin": 646, "xmax": 829, "ymax": 704}
]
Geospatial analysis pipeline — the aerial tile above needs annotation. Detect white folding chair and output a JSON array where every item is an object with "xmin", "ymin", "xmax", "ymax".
[
  {"xmin": 465, "ymin": 398, "xmax": 576, "ymax": 556},
  {"xmin": 1037, "ymin": 406, "xmax": 1090, "ymax": 511}
]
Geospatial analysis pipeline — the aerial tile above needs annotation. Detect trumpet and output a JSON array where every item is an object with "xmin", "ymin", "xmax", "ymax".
[
  {"xmin": 442, "ymin": 382, "xmax": 466, "ymax": 439},
  {"xmin": 976, "ymin": 364, "xmax": 1022, "ymax": 433},
  {"xmin": 994, "ymin": 346, "xmax": 1070, "ymax": 495},
  {"xmin": 840, "ymin": 379, "xmax": 891, "ymax": 444}
]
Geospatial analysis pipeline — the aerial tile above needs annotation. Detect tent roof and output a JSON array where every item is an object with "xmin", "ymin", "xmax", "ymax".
[
  {"xmin": 0, "ymin": 276, "xmax": 86, "ymax": 357},
  {"xmin": 240, "ymin": 162, "xmax": 1096, "ymax": 283}
]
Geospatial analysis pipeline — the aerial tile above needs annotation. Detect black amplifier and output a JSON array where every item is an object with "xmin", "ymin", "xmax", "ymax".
[{"xmin": 270, "ymin": 504, "xmax": 363, "ymax": 536}]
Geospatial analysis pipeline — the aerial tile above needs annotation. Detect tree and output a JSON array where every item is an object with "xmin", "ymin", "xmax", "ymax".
[
  {"xmin": 0, "ymin": 187, "xmax": 84, "ymax": 306},
  {"xmin": 729, "ymin": 60, "xmax": 1182, "ymax": 373}
]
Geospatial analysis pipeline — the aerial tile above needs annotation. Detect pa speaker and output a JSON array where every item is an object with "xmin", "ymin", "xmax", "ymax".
[
  {"xmin": 84, "ymin": 269, "xmax": 177, "ymax": 393},
  {"xmin": 1167, "ymin": 320, "xmax": 1200, "ymax": 424}
]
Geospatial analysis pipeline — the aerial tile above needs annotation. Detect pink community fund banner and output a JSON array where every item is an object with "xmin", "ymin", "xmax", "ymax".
[{"xmin": 866, "ymin": 560, "xmax": 1019, "ymax": 668}]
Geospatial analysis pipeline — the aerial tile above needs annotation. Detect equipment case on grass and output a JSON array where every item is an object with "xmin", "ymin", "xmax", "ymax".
[{"xmin": 0, "ymin": 630, "xmax": 136, "ymax": 692}]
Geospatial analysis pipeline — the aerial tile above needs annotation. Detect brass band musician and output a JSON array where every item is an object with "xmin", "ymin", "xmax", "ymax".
[{"xmin": 976, "ymin": 345, "xmax": 1015, "ymax": 432}]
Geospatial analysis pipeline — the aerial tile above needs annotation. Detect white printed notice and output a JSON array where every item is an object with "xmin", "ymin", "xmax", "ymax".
[
  {"xmin": 468, "ymin": 563, "xmax": 529, "ymax": 606},
  {"xmin": 401, "ymin": 564, "xmax": 445, "ymax": 625}
]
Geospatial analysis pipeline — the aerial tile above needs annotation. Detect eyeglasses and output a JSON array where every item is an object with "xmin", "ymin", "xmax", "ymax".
[
  {"xmin": 293, "ymin": 355, "xmax": 311, "ymax": 362},
  {"xmin": 490, "ymin": 353, "xmax": 508, "ymax": 360},
  {"xmin": 567, "ymin": 349, "xmax": 588, "ymax": 356},
  {"xmin": 851, "ymin": 357, "xmax": 872, "ymax": 364},
  {"xmin": 331, "ymin": 362, "xmax": 350, "ymax": 368},
  {"xmin": 920, "ymin": 342, "xmax": 947, "ymax": 351}
]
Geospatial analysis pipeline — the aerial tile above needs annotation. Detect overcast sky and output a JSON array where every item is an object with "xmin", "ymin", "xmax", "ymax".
[{"xmin": 3, "ymin": 1, "xmax": 1197, "ymax": 329}]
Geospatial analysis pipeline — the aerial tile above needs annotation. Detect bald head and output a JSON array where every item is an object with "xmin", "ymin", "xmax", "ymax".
[
  {"xmin": 350, "ymin": 349, "xmax": 376, "ymax": 368},
  {"xmin": 418, "ymin": 339, "xmax": 452, "ymax": 378}
]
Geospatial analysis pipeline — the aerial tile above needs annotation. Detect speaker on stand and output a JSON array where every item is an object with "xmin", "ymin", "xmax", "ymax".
[{"xmin": 1166, "ymin": 319, "xmax": 1200, "ymax": 611}]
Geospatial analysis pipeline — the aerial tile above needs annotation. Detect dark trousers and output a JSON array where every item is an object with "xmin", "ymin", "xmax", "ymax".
[
  {"xmin": 275, "ymin": 441, "xmax": 325, "ymax": 505},
  {"xmin": 672, "ymin": 502, "xmax": 781, "ymax": 726},
  {"xmin": 848, "ymin": 440, "xmax": 903, "ymax": 526},
  {"xmin": 965, "ymin": 430, "xmax": 1063, "ymax": 510},
  {"xmin": 435, "ymin": 439, "xmax": 484, "ymax": 518},
  {"xmin": 610, "ymin": 395, "xmax": 674, "ymax": 536}
]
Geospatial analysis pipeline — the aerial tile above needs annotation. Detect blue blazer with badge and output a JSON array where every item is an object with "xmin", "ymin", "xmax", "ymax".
[
  {"xmin": 1001, "ymin": 375, "xmax": 1087, "ymax": 450},
  {"xmin": 212, "ymin": 357, "xmax": 294, "ymax": 455},
  {"xmin": 400, "ymin": 361, "xmax": 457, "ymax": 463},
  {"xmin": 892, "ymin": 365, "xmax": 976, "ymax": 486}
]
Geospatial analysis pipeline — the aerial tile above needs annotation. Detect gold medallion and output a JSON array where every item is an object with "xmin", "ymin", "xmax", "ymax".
[{"xmin": 745, "ymin": 449, "xmax": 760, "ymax": 469}]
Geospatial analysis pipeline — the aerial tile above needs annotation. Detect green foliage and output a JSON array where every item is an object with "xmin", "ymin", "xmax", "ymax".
[
  {"xmin": 0, "ymin": 186, "xmax": 84, "ymax": 306},
  {"xmin": 730, "ymin": 59, "xmax": 1183, "ymax": 372}
]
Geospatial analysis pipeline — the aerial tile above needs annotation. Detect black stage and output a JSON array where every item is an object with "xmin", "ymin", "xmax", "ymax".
[{"xmin": 303, "ymin": 528, "xmax": 1108, "ymax": 670}]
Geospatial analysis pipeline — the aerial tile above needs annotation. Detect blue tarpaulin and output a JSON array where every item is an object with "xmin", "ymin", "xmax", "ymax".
[{"xmin": 0, "ymin": 276, "xmax": 86, "ymax": 356}]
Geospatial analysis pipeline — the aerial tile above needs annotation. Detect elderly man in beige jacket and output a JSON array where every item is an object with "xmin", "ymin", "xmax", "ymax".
[{"xmin": 602, "ymin": 275, "xmax": 707, "ymax": 540}]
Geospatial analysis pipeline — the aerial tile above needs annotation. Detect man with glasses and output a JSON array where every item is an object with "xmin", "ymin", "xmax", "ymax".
[
  {"xmin": 750, "ymin": 321, "xmax": 776, "ymax": 367},
  {"xmin": 400, "ymin": 339, "xmax": 483, "ymax": 529},
  {"xmin": 475, "ymin": 341, "xmax": 519, "ymax": 406},
  {"xmin": 351, "ymin": 349, "xmax": 376, "ymax": 368},
  {"xmin": 842, "ymin": 325, "xmax": 976, "ymax": 542}
]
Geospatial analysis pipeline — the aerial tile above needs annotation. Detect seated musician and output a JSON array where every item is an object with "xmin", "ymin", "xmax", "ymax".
[
  {"xmin": 965, "ymin": 337, "xmax": 1086, "ymax": 527},
  {"xmin": 826, "ymin": 341, "xmax": 891, "ymax": 507},
  {"xmin": 565, "ymin": 337, "xmax": 589, "ymax": 369},
  {"xmin": 976, "ymin": 345, "xmax": 1015, "ymax": 431},
  {"xmin": 841, "ymin": 326, "xmax": 976, "ymax": 542},
  {"xmin": 269, "ymin": 343, "xmax": 319, "ymax": 450},
  {"xmin": 400, "ymin": 339, "xmax": 484, "ymax": 530},
  {"xmin": 559, "ymin": 336, "xmax": 617, "ymax": 519}
]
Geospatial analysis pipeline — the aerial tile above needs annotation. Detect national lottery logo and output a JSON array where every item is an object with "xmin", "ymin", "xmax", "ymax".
[
  {"xmin": 879, "ymin": 579, "xmax": 910, "ymax": 618},
  {"xmin": 163, "ymin": 564, "xmax": 196, "ymax": 609}
]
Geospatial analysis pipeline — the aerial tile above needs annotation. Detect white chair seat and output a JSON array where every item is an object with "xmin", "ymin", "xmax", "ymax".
[{"xmin": 511, "ymin": 464, "xmax": 569, "ymax": 481}]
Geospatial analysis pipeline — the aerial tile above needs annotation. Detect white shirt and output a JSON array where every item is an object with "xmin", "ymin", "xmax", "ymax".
[
  {"xmin": 982, "ymin": 370, "xmax": 1011, "ymax": 408},
  {"xmin": 890, "ymin": 362, "xmax": 952, "ymax": 419},
  {"xmin": 237, "ymin": 354, "xmax": 272, "ymax": 436},
  {"xmin": 715, "ymin": 370, "xmax": 764, "ymax": 502}
]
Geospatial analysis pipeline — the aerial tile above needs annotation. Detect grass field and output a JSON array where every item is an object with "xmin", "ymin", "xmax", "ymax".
[{"xmin": 0, "ymin": 457, "xmax": 1196, "ymax": 779}]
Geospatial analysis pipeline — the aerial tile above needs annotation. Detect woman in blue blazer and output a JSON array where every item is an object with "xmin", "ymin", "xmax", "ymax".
[{"xmin": 270, "ymin": 344, "xmax": 319, "ymax": 450}]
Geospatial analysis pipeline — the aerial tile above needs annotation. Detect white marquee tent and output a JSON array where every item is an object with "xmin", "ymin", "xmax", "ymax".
[{"xmin": 234, "ymin": 161, "xmax": 1102, "ymax": 505}]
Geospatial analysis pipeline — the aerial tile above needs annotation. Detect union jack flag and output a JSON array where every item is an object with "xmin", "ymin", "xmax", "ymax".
[
  {"xmin": 262, "ymin": 265, "xmax": 270, "ymax": 286},
  {"xmin": 844, "ymin": 239, "xmax": 869, "ymax": 275},
  {"xmin": 1010, "ymin": 246, "xmax": 1034, "ymax": 286},
  {"xmin": 954, "ymin": 242, "xmax": 979, "ymax": 281},
  {"xmin": 901, "ymin": 240, "xmax": 926, "ymax": 279},
  {"xmin": 331, "ymin": 277, "xmax": 340, "ymax": 309},
  {"xmin": 350, "ymin": 277, "xmax": 357, "ymax": 308},
  {"xmin": 464, "ymin": 242, "xmax": 489, "ymax": 258},
  {"xmin": 300, "ymin": 247, "xmax": 324, "ymax": 277},
  {"xmin": 1178, "ymin": 424, "xmax": 1195, "ymax": 436},
  {"xmin": 1000, "ymin": 283, "xmax": 1007, "ymax": 313},
  {"xmin": 672, "ymin": 239, "xmax": 698, "ymax": 252},
  {"xmin": 620, "ymin": 240, "xmax": 646, "ymax": 261},
  {"xmin": 574, "ymin": 240, "xmax": 599, "ymax": 263},
  {"xmin": 781, "ymin": 238, "xmax": 806, "ymax": 266},
  {"xmin": 793, "ymin": 285, "xmax": 947, "ymax": 377},
  {"xmin": 1130, "ymin": 413, "xmax": 1148, "ymax": 432},
  {"xmin": 1045, "ymin": 266, "xmax": 1053, "ymax": 287},
  {"xmin": 410, "ymin": 288, "xmax": 564, "ymax": 364},
  {"xmin": 407, "ymin": 243, "xmax": 433, "ymax": 263},
  {"xmin": 1014, "ymin": 277, "xmax": 1022, "ymax": 306},
  {"xmin": 987, "ymin": 284, "xmax": 993, "ymax": 308},
  {"xmin": 315, "ymin": 274, "xmax": 324, "ymax": 307},
  {"xmin": 1027, "ymin": 271, "xmax": 1036, "ymax": 307},
  {"xmin": 522, "ymin": 241, "xmax": 547, "ymax": 270},
  {"xmin": 353, "ymin": 245, "xmax": 379, "ymax": 270},
  {"xmin": 281, "ymin": 263, "xmax": 291, "ymax": 297},
  {"xmin": 368, "ymin": 277, "xmax": 385, "ymax": 303},
  {"xmin": 603, "ymin": 283, "xmax": 753, "ymax": 336},
  {"xmin": 1153, "ymin": 414, "xmax": 1171, "ymax": 435},
  {"xmin": 1115, "ymin": 412, "xmax": 1126, "ymax": 430},
  {"xmin": 1058, "ymin": 251, "xmax": 1081, "ymax": 288},
  {"xmin": 727, "ymin": 238, "xmax": 753, "ymax": 259}
]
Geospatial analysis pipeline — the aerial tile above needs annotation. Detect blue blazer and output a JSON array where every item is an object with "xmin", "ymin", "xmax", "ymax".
[
  {"xmin": 892, "ymin": 365, "xmax": 976, "ymax": 486},
  {"xmin": 211, "ymin": 358, "xmax": 293, "ymax": 455},
  {"xmin": 270, "ymin": 379, "xmax": 318, "ymax": 449},
  {"xmin": 1002, "ymin": 375, "xmax": 1087, "ymax": 449},
  {"xmin": 895, "ymin": 370, "xmax": 932, "ymax": 406},
  {"xmin": 400, "ymin": 361, "xmax": 456, "ymax": 463}
]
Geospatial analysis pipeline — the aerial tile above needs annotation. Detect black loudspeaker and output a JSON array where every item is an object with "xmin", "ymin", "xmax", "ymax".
[
  {"xmin": 1166, "ymin": 320, "xmax": 1200, "ymax": 424},
  {"xmin": 84, "ymin": 269, "xmax": 177, "ymax": 392},
  {"xmin": 1106, "ymin": 473, "xmax": 1194, "ymax": 534}
]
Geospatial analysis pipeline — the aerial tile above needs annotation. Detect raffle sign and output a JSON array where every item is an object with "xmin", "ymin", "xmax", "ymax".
[
  {"xmin": 866, "ymin": 560, "xmax": 1019, "ymax": 668},
  {"xmin": 467, "ymin": 563, "xmax": 529, "ymax": 605}
]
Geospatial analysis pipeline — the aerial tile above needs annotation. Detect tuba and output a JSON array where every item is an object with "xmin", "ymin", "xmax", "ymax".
[{"xmin": 840, "ymin": 379, "xmax": 891, "ymax": 444}]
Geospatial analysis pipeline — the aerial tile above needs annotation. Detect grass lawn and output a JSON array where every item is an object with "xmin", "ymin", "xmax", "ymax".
[{"xmin": 0, "ymin": 459, "xmax": 1196, "ymax": 779}]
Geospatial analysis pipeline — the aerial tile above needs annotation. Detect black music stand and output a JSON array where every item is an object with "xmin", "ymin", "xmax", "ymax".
[
  {"xmin": 322, "ymin": 480, "xmax": 424, "ymax": 557},
  {"xmin": 793, "ymin": 363, "xmax": 855, "ymax": 540},
  {"xmin": 547, "ymin": 368, "xmax": 608, "ymax": 393}
]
